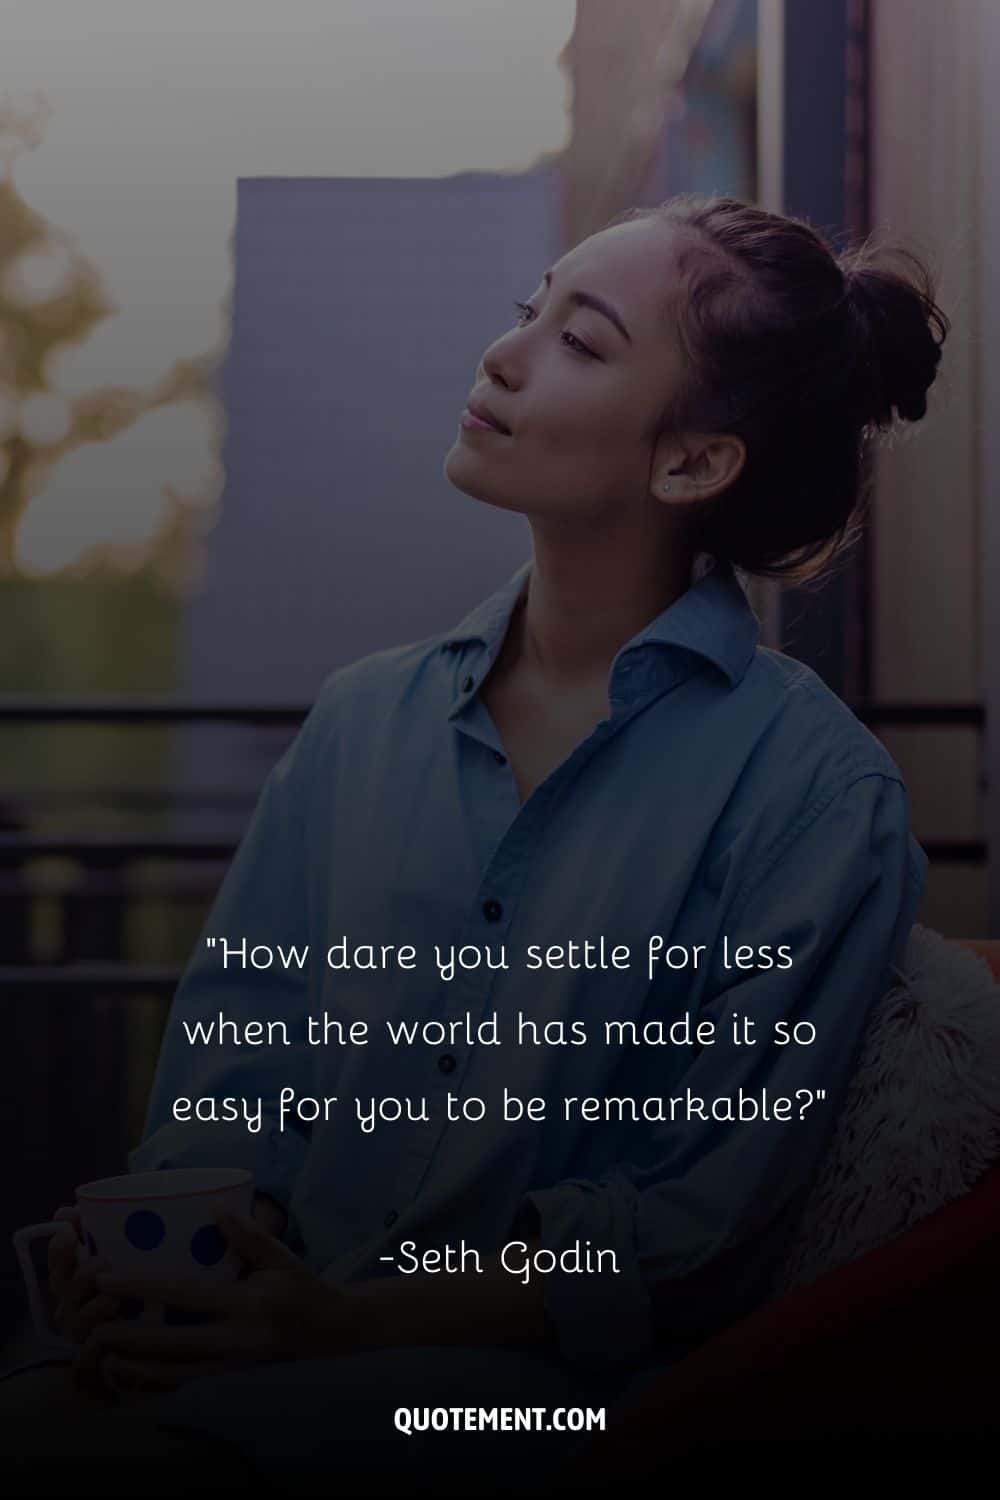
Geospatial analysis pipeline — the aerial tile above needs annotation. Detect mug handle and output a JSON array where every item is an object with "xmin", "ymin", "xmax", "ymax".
[{"xmin": 11, "ymin": 1222, "xmax": 77, "ymax": 1352}]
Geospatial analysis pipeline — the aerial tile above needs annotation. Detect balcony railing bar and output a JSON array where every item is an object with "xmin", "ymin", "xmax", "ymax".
[{"xmin": 0, "ymin": 697, "xmax": 986, "ymax": 729}]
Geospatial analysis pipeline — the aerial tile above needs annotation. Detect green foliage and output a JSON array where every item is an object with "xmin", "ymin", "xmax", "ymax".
[
  {"xmin": 0, "ymin": 98, "xmax": 117, "ymax": 566},
  {"xmin": 0, "ymin": 98, "xmax": 214, "ymax": 574}
]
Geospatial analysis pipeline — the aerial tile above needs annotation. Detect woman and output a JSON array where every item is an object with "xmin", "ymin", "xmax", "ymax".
[{"xmin": 11, "ymin": 195, "xmax": 946, "ymax": 1470}]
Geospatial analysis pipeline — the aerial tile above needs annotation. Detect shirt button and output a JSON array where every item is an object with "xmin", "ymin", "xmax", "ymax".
[
  {"xmin": 384, "ymin": 1209, "xmax": 398, "ymax": 1228},
  {"xmin": 461, "ymin": 675, "xmax": 474, "ymax": 692},
  {"xmin": 438, "ymin": 1053, "xmax": 457, "ymax": 1074},
  {"xmin": 492, "ymin": 750, "xmax": 506, "ymax": 765},
  {"xmin": 482, "ymin": 899, "xmax": 503, "ymax": 922}
]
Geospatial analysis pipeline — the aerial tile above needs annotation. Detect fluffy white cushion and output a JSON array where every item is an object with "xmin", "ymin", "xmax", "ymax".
[{"xmin": 773, "ymin": 923, "xmax": 1000, "ymax": 1292}]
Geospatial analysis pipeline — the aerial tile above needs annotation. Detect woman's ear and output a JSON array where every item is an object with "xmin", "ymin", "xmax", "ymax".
[{"xmin": 650, "ymin": 433, "xmax": 746, "ymax": 505}]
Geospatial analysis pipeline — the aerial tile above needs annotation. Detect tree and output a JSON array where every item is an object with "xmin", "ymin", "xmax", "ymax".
[{"xmin": 0, "ymin": 94, "xmax": 214, "ymax": 577}]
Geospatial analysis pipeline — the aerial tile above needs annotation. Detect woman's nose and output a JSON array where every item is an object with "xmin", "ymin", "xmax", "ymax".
[{"xmin": 480, "ymin": 331, "xmax": 522, "ymax": 391}]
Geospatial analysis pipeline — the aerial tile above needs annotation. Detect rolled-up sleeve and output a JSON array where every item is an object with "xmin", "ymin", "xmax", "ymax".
[
  {"xmin": 511, "ymin": 772, "xmax": 927, "ymax": 1372},
  {"xmin": 128, "ymin": 697, "xmax": 328, "ymax": 1211}
]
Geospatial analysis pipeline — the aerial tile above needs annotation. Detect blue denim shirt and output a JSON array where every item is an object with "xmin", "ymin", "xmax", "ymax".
[{"xmin": 131, "ymin": 558, "xmax": 926, "ymax": 1372}]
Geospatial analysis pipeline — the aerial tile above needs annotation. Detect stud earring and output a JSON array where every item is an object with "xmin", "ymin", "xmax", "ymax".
[{"xmin": 661, "ymin": 481, "xmax": 672, "ymax": 494}]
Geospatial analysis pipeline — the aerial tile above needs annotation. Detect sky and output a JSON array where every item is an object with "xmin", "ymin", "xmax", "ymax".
[
  {"xmin": 8, "ymin": 0, "xmax": 574, "ymax": 387},
  {"xmin": 5, "ymin": 1, "xmax": 575, "ymax": 567}
]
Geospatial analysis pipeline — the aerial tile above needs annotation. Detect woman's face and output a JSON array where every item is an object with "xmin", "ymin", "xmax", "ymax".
[{"xmin": 444, "ymin": 216, "xmax": 689, "ymax": 523}]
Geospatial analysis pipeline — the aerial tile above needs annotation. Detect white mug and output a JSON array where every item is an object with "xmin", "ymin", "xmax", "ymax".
[{"xmin": 12, "ymin": 1167, "xmax": 255, "ymax": 1350}]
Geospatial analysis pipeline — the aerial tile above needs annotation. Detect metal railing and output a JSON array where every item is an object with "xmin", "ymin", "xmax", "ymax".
[{"xmin": 0, "ymin": 697, "xmax": 307, "ymax": 725}]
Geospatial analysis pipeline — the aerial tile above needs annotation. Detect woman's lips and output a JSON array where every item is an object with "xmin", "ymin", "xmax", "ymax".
[{"xmin": 461, "ymin": 407, "xmax": 503, "ymax": 432}]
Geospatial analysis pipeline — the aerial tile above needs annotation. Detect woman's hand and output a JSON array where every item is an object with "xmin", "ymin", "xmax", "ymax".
[
  {"xmin": 48, "ymin": 1207, "xmax": 119, "ymax": 1345},
  {"xmin": 49, "ymin": 1192, "xmax": 288, "ymax": 1353},
  {"xmin": 74, "ymin": 1209, "xmax": 362, "ymax": 1396}
]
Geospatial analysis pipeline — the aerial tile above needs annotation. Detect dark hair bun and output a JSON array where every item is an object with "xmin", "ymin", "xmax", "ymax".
[
  {"xmin": 840, "ymin": 249, "xmax": 949, "ymax": 427},
  {"xmin": 609, "ymin": 195, "xmax": 952, "ymax": 581}
]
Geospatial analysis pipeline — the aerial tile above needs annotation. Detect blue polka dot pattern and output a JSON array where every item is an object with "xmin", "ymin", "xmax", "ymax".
[
  {"xmin": 190, "ymin": 1224, "xmax": 226, "ymax": 1266},
  {"xmin": 124, "ymin": 1209, "xmax": 165, "ymax": 1251}
]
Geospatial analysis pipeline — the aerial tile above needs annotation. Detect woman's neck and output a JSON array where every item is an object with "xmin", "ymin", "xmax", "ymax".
[{"xmin": 512, "ymin": 522, "xmax": 694, "ymax": 690}]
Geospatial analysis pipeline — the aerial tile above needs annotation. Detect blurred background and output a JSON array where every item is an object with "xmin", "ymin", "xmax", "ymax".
[{"xmin": 0, "ymin": 0, "xmax": 994, "ymax": 1341}]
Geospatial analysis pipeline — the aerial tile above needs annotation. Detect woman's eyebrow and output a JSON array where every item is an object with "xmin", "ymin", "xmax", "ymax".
[{"xmin": 542, "ymin": 269, "xmax": 632, "ymax": 344}]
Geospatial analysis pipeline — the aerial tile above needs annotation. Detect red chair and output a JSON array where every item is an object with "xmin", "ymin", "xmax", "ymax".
[{"xmin": 567, "ymin": 938, "xmax": 1000, "ymax": 1465}]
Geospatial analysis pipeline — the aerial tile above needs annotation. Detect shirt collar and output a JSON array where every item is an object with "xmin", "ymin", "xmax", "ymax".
[{"xmin": 443, "ymin": 555, "xmax": 760, "ymax": 705}]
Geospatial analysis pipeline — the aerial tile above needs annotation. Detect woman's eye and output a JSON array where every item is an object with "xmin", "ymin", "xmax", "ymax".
[
  {"xmin": 515, "ymin": 300, "xmax": 593, "ymax": 358},
  {"xmin": 560, "ymin": 330, "xmax": 596, "ymax": 358}
]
